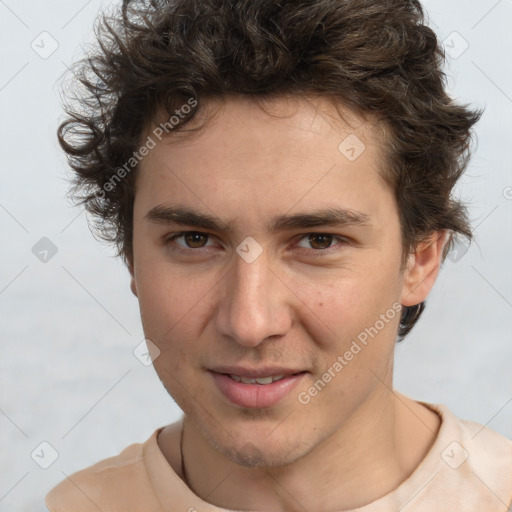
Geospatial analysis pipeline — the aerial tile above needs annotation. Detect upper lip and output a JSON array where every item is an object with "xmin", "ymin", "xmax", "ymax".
[{"xmin": 209, "ymin": 366, "xmax": 306, "ymax": 378}]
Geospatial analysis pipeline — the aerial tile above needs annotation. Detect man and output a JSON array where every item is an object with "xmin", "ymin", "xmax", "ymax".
[{"xmin": 46, "ymin": 0, "xmax": 512, "ymax": 510}]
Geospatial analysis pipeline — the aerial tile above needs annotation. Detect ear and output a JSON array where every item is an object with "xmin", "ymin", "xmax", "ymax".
[
  {"xmin": 128, "ymin": 260, "xmax": 138, "ymax": 298},
  {"xmin": 400, "ymin": 230, "xmax": 450, "ymax": 307}
]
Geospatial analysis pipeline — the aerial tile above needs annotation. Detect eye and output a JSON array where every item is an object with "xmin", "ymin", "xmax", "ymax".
[
  {"xmin": 164, "ymin": 231, "xmax": 348, "ymax": 256},
  {"xmin": 166, "ymin": 231, "xmax": 215, "ymax": 249},
  {"xmin": 296, "ymin": 233, "xmax": 347, "ymax": 252}
]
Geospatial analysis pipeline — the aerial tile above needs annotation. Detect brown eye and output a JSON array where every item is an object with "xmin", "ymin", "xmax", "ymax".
[
  {"xmin": 307, "ymin": 234, "xmax": 334, "ymax": 250},
  {"xmin": 165, "ymin": 231, "xmax": 211, "ymax": 253},
  {"xmin": 295, "ymin": 233, "xmax": 348, "ymax": 254},
  {"xmin": 183, "ymin": 232, "xmax": 209, "ymax": 248}
]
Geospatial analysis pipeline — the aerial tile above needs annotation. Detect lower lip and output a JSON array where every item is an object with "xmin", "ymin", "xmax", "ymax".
[{"xmin": 210, "ymin": 372, "xmax": 306, "ymax": 409}]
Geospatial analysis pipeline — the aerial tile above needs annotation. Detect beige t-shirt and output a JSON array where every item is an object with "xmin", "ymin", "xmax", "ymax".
[{"xmin": 45, "ymin": 402, "xmax": 512, "ymax": 512}]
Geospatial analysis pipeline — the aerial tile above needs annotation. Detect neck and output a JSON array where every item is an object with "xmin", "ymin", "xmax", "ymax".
[{"xmin": 179, "ymin": 387, "xmax": 441, "ymax": 511}]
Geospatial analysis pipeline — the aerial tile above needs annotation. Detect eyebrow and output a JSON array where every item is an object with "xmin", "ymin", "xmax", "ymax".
[{"xmin": 145, "ymin": 205, "xmax": 372, "ymax": 233}]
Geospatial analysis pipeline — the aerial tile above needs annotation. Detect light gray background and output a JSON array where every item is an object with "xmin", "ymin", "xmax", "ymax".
[{"xmin": 1, "ymin": 1, "xmax": 511, "ymax": 510}]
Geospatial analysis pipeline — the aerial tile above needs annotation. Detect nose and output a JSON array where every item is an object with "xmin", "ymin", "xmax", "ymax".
[{"xmin": 215, "ymin": 250, "xmax": 292, "ymax": 348}]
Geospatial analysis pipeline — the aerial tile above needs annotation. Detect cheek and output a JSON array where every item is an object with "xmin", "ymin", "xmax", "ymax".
[
  {"xmin": 289, "ymin": 260, "xmax": 401, "ymax": 350},
  {"xmin": 294, "ymin": 269, "xmax": 400, "ymax": 415},
  {"xmin": 136, "ymin": 269, "xmax": 217, "ymax": 400},
  {"xmin": 135, "ymin": 263, "xmax": 218, "ymax": 348}
]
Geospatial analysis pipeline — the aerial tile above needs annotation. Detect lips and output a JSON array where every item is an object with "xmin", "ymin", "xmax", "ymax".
[{"xmin": 209, "ymin": 368, "xmax": 307, "ymax": 409}]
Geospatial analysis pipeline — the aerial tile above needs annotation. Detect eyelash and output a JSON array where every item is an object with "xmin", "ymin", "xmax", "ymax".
[{"xmin": 164, "ymin": 231, "xmax": 349, "ymax": 256}]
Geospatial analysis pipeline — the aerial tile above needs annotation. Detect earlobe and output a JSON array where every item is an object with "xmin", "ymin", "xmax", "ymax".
[
  {"xmin": 400, "ymin": 230, "xmax": 450, "ymax": 307},
  {"xmin": 128, "ymin": 262, "xmax": 138, "ymax": 297},
  {"xmin": 130, "ymin": 277, "xmax": 138, "ymax": 297}
]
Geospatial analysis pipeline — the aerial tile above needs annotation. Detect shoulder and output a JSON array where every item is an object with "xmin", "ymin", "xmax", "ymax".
[
  {"xmin": 450, "ymin": 406, "xmax": 512, "ymax": 468},
  {"xmin": 45, "ymin": 430, "xmax": 165, "ymax": 512},
  {"xmin": 458, "ymin": 411, "xmax": 512, "ymax": 480},
  {"xmin": 428, "ymin": 403, "xmax": 512, "ymax": 508}
]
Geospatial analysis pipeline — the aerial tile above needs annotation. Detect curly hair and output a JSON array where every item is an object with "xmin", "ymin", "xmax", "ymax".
[{"xmin": 58, "ymin": 0, "xmax": 481, "ymax": 340}]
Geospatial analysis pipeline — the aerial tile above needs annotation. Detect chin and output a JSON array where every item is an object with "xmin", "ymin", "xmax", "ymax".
[
  {"xmin": 206, "ymin": 423, "xmax": 314, "ymax": 469},
  {"xmin": 222, "ymin": 440, "xmax": 305, "ymax": 468}
]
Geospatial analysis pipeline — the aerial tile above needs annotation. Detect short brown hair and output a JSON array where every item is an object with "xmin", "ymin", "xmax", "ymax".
[{"xmin": 58, "ymin": 0, "xmax": 481, "ymax": 340}]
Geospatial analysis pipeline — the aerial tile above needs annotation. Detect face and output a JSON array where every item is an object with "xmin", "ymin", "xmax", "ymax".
[{"xmin": 130, "ymin": 95, "xmax": 428, "ymax": 468}]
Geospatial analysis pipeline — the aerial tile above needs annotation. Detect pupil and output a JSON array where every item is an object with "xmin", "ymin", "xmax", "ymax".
[
  {"xmin": 309, "ymin": 234, "xmax": 332, "ymax": 249},
  {"xmin": 185, "ymin": 233, "xmax": 206, "ymax": 248}
]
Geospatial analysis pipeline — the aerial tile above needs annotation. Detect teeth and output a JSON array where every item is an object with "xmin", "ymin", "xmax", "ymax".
[
  {"xmin": 255, "ymin": 377, "xmax": 273, "ymax": 385},
  {"xmin": 229, "ymin": 374, "xmax": 286, "ymax": 384}
]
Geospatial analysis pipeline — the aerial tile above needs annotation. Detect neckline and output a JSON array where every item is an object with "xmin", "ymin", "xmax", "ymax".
[{"xmin": 145, "ymin": 401, "xmax": 452, "ymax": 511}]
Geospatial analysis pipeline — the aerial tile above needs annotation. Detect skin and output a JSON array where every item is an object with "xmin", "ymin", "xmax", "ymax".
[{"xmin": 129, "ymin": 95, "xmax": 448, "ymax": 511}]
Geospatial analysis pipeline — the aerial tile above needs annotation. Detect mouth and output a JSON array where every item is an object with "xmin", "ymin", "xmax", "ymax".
[
  {"xmin": 208, "ymin": 367, "xmax": 307, "ymax": 408},
  {"xmin": 227, "ymin": 374, "xmax": 287, "ymax": 384}
]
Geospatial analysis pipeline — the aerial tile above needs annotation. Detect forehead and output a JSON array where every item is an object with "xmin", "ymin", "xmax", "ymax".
[
  {"xmin": 147, "ymin": 94, "xmax": 385, "ymax": 159},
  {"xmin": 135, "ymin": 95, "xmax": 395, "ymax": 230}
]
